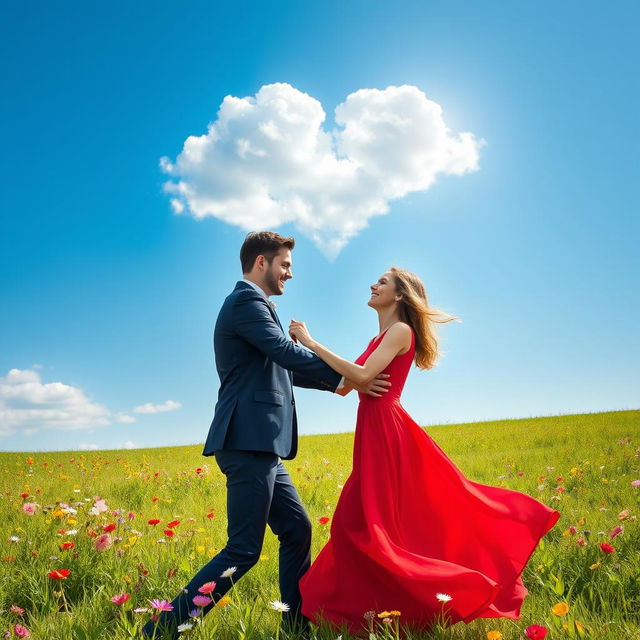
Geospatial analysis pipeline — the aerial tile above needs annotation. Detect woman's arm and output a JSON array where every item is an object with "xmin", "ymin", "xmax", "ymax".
[{"xmin": 289, "ymin": 322, "xmax": 412, "ymax": 386}]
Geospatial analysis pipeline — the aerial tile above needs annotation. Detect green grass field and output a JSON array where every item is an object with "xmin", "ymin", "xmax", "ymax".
[{"xmin": 1, "ymin": 409, "xmax": 638, "ymax": 639}]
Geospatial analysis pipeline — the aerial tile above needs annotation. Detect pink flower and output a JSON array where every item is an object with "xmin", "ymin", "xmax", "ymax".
[
  {"xmin": 568, "ymin": 526, "xmax": 577, "ymax": 535},
  {"xmin": 10, "ymin": 605, "xmax": 25, "ymax": 615},
  {"xmin": 576, "ymin": 538, "xmax": 586, "ymax": 546},
  {"xmin": 14, "ymin": 624, "xmax": 31, "ymax": 638},
  {"xmin": 149, "ymin": 599, "xmax": 174, "ymax": 612},
  {"xmin": 94, "ymin": 533, "xmax": 112, "ymax": 551},
  {"xmin": 22, "ymin": 503, "xmax": 37, "ymax": 515},
  {"xmin": 631, "ymin": 479, "xmax": 640, "ymax": 487},
  {"xmin": 110, "ymin": 593, "xmax": 130, "ymax": 605},
  {"xmin": 198, "ymin": 581, "xmax": 216, "ymax": 594},
  {"xmin": 192, "ymin": 595, "xmax": 212, "ymax": 607},
  {"xmin": 524, "ymin": 625, "xmax": 548, "ymax": 639},
  {"xmin": 609, "ymin": 525, "xmax": 623, "ymax": 538}
]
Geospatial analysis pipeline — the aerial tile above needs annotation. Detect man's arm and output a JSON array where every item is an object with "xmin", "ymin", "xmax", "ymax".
[{"xmin": 233, "ymin": 290, "xmax": 342, "ymax": 390}]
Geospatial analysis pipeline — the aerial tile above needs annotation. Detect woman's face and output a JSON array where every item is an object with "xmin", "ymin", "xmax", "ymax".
[{"xmin": 368, "ymin": 271, "xmax": 399, "ymax": 309}]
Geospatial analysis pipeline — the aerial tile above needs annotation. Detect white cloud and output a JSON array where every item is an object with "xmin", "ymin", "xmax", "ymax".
[
  {"xmin": 133, "ymin": 400, "xmax": 182, "ymax": 414},
  {"xmin": 122, "ymin": 441, "xmax": 135, "ymax": 449},
  {"xmin": 78, "ymin": 443, "xmax": 99, "ymax": 451},
  {"xmin": 115, "ymin": 412, "xmax": 136, "ymax": 424},
  {"xmin": 161, "ymin": 83, "xmax": 484, "ymax": 258},
  {"xmin": 0, "ymin": 368, "xmax": 110, "ymax": 437}
]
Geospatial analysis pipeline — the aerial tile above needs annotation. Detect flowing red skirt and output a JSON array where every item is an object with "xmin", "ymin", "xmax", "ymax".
[{"xmin": 299, "ymin": 399, "xmax": 560, "ymax": 634}]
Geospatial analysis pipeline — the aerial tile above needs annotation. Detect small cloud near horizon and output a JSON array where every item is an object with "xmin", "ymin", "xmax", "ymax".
[
  {"xmin": 0, "ymin": 368, "xmax": 110, "ymax": 437},
  {"xmin": 133, "ymin": 400, "xmax": 182, "ymax": 415},
  {"xmin": 161, "ymin": 82, "xmax": 484, "ymax": 258}
]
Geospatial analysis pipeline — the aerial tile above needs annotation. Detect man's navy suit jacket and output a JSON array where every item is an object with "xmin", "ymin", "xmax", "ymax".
[{"xmin": 203, "ymin": 281, "xmax": 342, "ymax": 460}]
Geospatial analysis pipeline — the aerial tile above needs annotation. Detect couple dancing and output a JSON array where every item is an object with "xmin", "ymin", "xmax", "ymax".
[{"xmin": 144, "ymin": 231, "xmax": 560, "ymax": 638}]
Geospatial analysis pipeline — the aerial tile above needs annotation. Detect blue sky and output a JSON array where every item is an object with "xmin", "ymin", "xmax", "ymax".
[{"xmin": 1, "ymin": 1, "xmax": 638, "ymax": 452}]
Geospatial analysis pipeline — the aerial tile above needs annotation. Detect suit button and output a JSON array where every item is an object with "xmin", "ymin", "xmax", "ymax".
[{"xmin": 291, "ymin": 399, "xmax": 295, "ymax": 405}]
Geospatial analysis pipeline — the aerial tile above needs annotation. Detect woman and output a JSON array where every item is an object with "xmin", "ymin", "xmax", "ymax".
[{"xmin": 289, "ymin": 267, "xmax": 560, "ymax": 634}]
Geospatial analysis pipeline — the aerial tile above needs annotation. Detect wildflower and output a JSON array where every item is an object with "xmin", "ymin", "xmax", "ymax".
[
  {"xmin": 599, "ymin": 542, "xmax": 615, "ymax": 553},
  {"xmin": 177, "ymin": 623, "xmax": 193, "ymax": 632},
  {"xmin": 110, "ymin": 593, "xmax": 130, "ymax": 605},
  {"xmin": 221, "ymin": 566, "xmax": 237, "ymax": 578},
  {"xmin": 60, "ymin": 542, "xmax": 75, "ymax": 551},
  {"xmin": 10, "ymin": 605, "xmax": 25, "ymax": 615},
  {"xmin": 192, "ymin": 595, "xmax": 211, "ymax": 607},
  {"xmin": 95, "ymin": 533, "xmax": 113, "ymax": 551},
  {"xmin": 435, "ymin": 593, "xmax": 452, "ymax": 602},
  {"xmin": 318, "ymin": 517, "xmax": 330, "ymax": 525},
  {"xmin": 631, "ymin": 480, "xmax": 640, "ymax": 487},
  {"xmin": 589, "ymin": 562, "xmax": 601, "ymax": 570},
  {"xmin": 188, "ymin": 608, "xmax": 201, "ymax": 618},
  {"xmin": 568, "ymin": 526, "xmax": 577, "ymax": 535},
  {"xmin": 378, "ymin": 611, "xmax": 392, "ymax": 618},
  {"xmin": 269, "ymin": 600, "xmax": 290, "ymax": 612},
  {"xmin": 102, "ymin": 523, "xmax": 117, "ymax": 532},
  {"xmin": 167, "ymin": 520, "xmax": 180, "ymax": 528},
  {"xmin": 216, "ymin": 596, "xmax": 231, "ymax": 608},
  {"xmin": 363, "ymin": 611, "xmax": 376, "ymax": 622},
  {"xmin": 618, "ymin": 509, "xmax": 630, "ymax": 520},
  {"xmin": 524, "ymin": 625, "xmax": 548, "ymax": 639},
  {"xmin": 487, "ymin": 632, "xmax": 503, "ymax": 640},
  {"xmin": 22, "ymin": 503, "xmax": 37, "ymax": 515},
  {"xmin": 48, "ymin": 569, "xmax": 70, "ymax": 579},
  {"xmin": 133, "ymin": 607, "xmax": 150, "ymax": 614},
  {"xmin": 148, "ymin": 519, "xmax": 161, "ymax": 526},
  {"xmin": 65, "ymin": 530, "xmax": 78, "ymax": 536},
  {"xmin": 198, "ymin": 581, "xmax": 217, "ymax": 594},
  {"xmin": 551, "ymin": 602, "xmax": 569, "ymax": 616},
  {"xmin": 609, "ymin": 525, "xmax": 623, "ymax": 538},
  {"xmin": 149, "ymin": 599, "xmax": 174, "ymax": 612},
  {"xmin": 14, "ymin": 625, "xmax": 30, "ymax": 638},
  {"xmin": 9, "ymin": 536, "xmax": 20, "ymax": 543},
  {"xmin": 576, "ymin": 538, "xmax": 586, "ymax": 546},
  {"xmin": 163, "ymin": 529, "xmax": 175, "ymax": 538}
]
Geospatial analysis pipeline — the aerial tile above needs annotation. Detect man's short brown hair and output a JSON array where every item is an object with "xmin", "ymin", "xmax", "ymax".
[{"xmin": 240, "ymin": 231, "xmax": 295, "ymax": 273}]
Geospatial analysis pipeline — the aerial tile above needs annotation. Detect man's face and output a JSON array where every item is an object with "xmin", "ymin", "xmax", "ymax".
[{"xmin": 263, "ymin": 248, "xmax": 293, "ymax": 296}]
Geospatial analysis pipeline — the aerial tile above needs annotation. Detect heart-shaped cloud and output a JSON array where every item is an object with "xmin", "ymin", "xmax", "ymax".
[{"xmin": 161, "ymin": 83, "xmax": 484, "ymax": 258}]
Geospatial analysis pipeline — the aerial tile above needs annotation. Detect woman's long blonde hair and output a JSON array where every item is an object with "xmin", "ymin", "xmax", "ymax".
[{"xmin": 390, "ymin": 267, "xmax": 459, "ymax": 370}]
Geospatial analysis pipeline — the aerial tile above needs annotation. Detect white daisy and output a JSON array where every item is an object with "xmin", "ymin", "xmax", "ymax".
[
  {"xmin": 9, "ymin": 536, "xmax": 20, "ymax": 543},
  {"xmin": 177, "ymin": 623, "xmax": 193, "ymax": 632},
  {"xmin": 435, "ymin": 593, "xmax": 452, "ymax": 602},
  {"xmin": 269, "ymin": 600, "xmax": 290, "ymax": 612},
  {"xmin": 221, "ymin": 566, "xmax": 237, "ymax": 578}
]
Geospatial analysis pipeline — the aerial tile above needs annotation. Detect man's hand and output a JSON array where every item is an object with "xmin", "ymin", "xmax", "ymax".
[{"xmin": 353, "ymin": 373, "xmax": 391, "ymax": 397}]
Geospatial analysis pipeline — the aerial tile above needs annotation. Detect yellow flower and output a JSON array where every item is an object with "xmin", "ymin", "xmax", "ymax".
[
  {"xmin": 389, "ymin": 610, "xmax": 401, "ymax": 617},
  {"xmin": 216, "ymin": 596, "xmax": 231, "ymax": 608},
  {"xmin": 67, "ymin": 518, "xmax": 77, "ymax": 526},
  {"xmin": 259, "ymin": 554, "xmax": 269, "ymax": 561},
  {"xmin": 578, "ymin": 517, "xmax": 586, "ymax": 525},
  {"xmin": 589, "ymin": 561, "xmax": 601, "ymax": 570},
  {"xmin": 487, "ymin": 631, "xmax": 503, "ymax": 640},
  {"xmin": 128, "ymin": 536, "xmax": 138, "ymax": 545},
  {"xmin": 196, "ymin": 545, "xmax": 206, "ymax": 554},
  {"xmin": 552, "ymin": 602, "xmax": 570, "ymax": 616},
  {"xmin": 377, "ymin": 611, "xmax": 392, "ymax": 618}
]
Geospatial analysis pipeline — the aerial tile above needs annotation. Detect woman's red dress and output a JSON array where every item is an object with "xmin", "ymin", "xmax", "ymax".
[{"xmin": 299, "ymin": 328, "xmax": 560, "ymax": 633}]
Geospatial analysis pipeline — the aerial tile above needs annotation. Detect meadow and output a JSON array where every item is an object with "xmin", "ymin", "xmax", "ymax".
[{"xmin": 1, "ymin": 409, "xmax": 638, "ymax": 640}]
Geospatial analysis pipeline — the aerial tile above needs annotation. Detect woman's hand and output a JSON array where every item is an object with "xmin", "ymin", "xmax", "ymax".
[{"xmin": 289, "ymin": 319, "xmax": 315, "ymax": 349}]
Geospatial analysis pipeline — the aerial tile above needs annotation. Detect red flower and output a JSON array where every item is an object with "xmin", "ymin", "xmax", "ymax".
[
  {"xmin": 195, "ymin": 467, "xmax": 203, "ymax": 474},
  {"xmin": 318, "ymin": 517, "xmax": 330, "ymax": 525},
  {"xmin": 556, "ymin": 476, "xmax": 564, "ymax": 483},
  {"xmin": 102, "ymin": 524, "xmax": 116, "ymax": 532},
  {"xmin": 110, "ymin": 593, "xmax": 130, "ymax": 606},
  {"xmin": 524, "ymin": 625, "xmax": 548, "ymax": 639},
  {"xmin": 151, "ymin": 497, "xmax": 159, "ymax": 502},
  {"xmin": 87, "ymin": 530, "xmax": 98, "ymax": 538},
  {"xmin": 568, "ymin": 526, "xmax": 577, "ymax": 535},
  {"xmin": 166, "ymin": 520, "xmax": 180, "ymax": 528},
  {"xmin": 599, "ymin": 542, "xmax": 615, "ymax": 553},
  {"xmin": 147, "ymin": 519, "xmax": 161, "ymax": 526},
  {"xmin": 163, "ymin": 530, "xmax": 175, "ymax": 537},
  {"xmin": 60, "ymin": 542, "xmax": 75, "ymax": 551},
  {"xmin": 206, "ymin": 510, "xmax": 215, "ymax": 519},
  {"xmin": 20, "ymin": 493, "xmax": 29, "ymax": 499},
  {"xmin": 48, "ymin": 569, "xmax": 71, "ymax": 580}
]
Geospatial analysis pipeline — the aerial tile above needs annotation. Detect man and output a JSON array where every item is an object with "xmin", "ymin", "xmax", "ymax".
[{"xmin": 144, "ymin": 231, "xmax": 389, "ymax": 638}]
